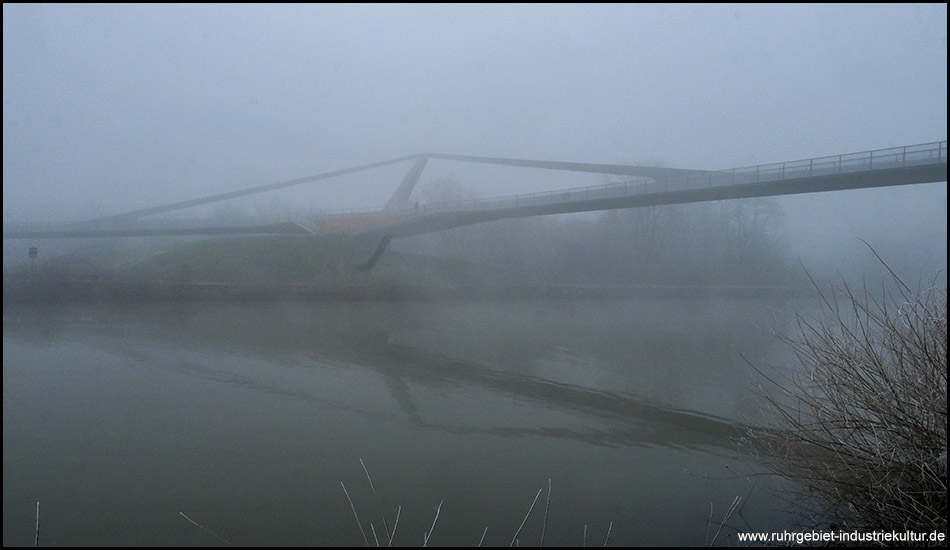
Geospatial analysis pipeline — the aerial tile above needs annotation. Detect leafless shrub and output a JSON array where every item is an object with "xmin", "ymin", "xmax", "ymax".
[{"xmin": 748, "ymin": 268, "xmax": 947, "ymax": 536}]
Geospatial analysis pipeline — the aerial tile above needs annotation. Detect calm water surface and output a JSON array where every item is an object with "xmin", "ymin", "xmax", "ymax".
[{"xmin": 3, "ymin": 296, "xmax": 807, "ymax": 546}]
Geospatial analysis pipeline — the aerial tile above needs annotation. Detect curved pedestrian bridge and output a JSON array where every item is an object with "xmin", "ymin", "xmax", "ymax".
[{"xmin": 4, "ymin": 141, "xmax": 946, "ymax": 240}]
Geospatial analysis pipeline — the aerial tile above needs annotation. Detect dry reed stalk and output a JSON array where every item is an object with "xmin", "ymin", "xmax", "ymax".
[
  {"xmin": 708, "ymin": 496, "xmax": 740, "ymax": 546},
  {"xmin": 179, "ymin": 511, "xmax": 232, "ymax": 546},
  {"xmin": 509, "ymin": 488, "xmax": 543, "ymax": 547},
  {"xmin": 540, "ymin": 479, "xmax": 551, "ymax": 546},
  {"xmin": 359, "ymin": 458, "xmax": 377, "ymax": 495},
  {"xmin": 341, "ymin": 481, "xmax": 369, "ymax": 547},
  {"xmin": 388, "ymin": 506, "xmax": 401, "ymax": 548},
  {"xmin": 477, "ymin": 526, "xmax": 488, "ymax": 547},
  {"xmin": 422, "ymin": 500, "xmax": 443, "ymax": 547}
]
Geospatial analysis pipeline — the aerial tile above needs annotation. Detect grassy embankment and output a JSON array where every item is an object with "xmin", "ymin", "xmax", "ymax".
[{"xmin": 3, "ymin": 235, "xmax": 506, "ymax": 303}]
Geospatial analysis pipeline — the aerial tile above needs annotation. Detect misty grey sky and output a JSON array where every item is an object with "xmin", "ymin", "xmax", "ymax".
[{"xmin": 3, "ymin": 3, "xmax": 947, "ymax": 272}]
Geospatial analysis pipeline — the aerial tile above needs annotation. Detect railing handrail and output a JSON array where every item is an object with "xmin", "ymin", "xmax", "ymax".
[{"xmin": 398, "ymin": 139, "xmax": 947, "ymax": 216}]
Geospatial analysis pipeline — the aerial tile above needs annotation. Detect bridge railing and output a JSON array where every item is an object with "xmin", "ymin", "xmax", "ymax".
[
  {"xmin": 414, "ymin": 140, "xmax": 947, "ymax": 215},
  {"xmin": 252, "ymin": 139, "xmax": 947, "ymax": 220}
]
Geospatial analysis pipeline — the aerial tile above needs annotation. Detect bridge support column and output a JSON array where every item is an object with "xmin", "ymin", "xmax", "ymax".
[{"xmin": 355, "ymin": 235, "xmax": 393, "ymax": 272}]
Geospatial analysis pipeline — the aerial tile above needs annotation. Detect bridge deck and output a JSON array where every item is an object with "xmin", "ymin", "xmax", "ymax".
[{"xmin": 4, "ymin": 141, "xmax": 946, "ymax": 240}]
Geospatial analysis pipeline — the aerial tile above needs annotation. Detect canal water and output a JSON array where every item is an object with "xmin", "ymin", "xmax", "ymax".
[{"xmin": 3, "ymin": 296, "xmax": 807, "ymax": 546}]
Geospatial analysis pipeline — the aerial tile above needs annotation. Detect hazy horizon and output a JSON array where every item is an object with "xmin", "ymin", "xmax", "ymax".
[{"xmin": 3, "ymin": 4, "xmax": 947, "ymax": 277}]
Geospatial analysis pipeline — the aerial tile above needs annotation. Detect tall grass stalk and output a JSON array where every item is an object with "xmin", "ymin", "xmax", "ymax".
[
  {"xmin": 389, "ymin": 506, "xmax": 401, "ymax": 548},
  {"xmin": 340, "ymin": 482, "xmax": 370, "ymax": 547},
  {"xmin": 422, "ymin": 500, "xmax": 442, "ymax": 547},
  {"xmin": 178, "ymin": 511, "xmax": 232, "ymax": 546},
  {"xmin": 359, "ymin": 458, "xmax": 377, "ymax": 495},
  {"xmin": 509, "ymin": 488, "xmax": 543, "ymax": 547},
  {"xmin": 477, "ymin": 526, "xmax": 488, "ymax": 547},
  {"xmin": 707, "ymin": 496, "xmax": 740, "ymax": 546},
  {"xmin": 540, "ymin": 478, "xmax": 551, "ymax": 547}
]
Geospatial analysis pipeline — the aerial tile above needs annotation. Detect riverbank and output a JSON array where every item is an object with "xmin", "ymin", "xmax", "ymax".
[{"xmin": 3, "ymin": 276, "xmax": 814, "ymax": 304}]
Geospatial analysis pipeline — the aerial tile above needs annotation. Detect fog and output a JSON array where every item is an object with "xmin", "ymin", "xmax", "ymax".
[
  {"xmin": 4, "ymin": 4, "xmax": 947, "ymax": 279},
  {"xmin": 3, "ymin": 6, "xmax": 948, "ymax": 546}
]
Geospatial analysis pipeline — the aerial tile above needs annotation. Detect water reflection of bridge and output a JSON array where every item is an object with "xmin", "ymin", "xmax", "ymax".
[{"xmin": 4, "ymin": 141, "xmax": 946, "ymax": 241}]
